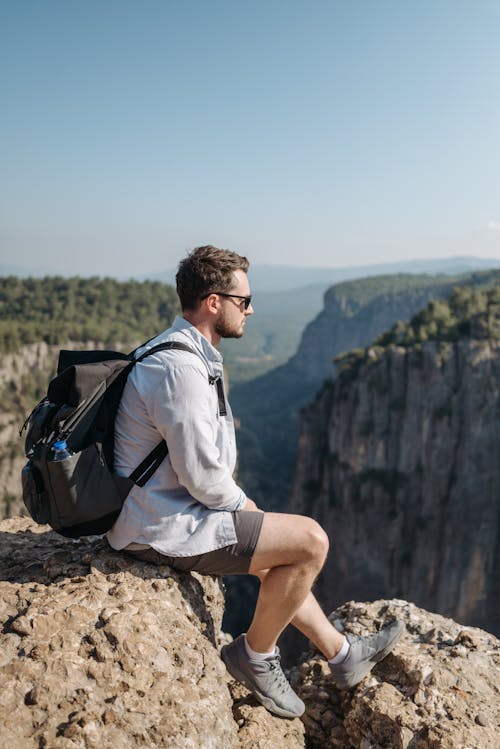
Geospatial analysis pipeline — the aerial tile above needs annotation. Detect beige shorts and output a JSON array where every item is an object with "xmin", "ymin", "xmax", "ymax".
[{"xmin": 123, "ymin": 510, "xmax": 264, "ymax": 576}]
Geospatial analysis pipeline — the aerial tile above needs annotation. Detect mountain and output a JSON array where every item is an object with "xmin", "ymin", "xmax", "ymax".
[
  {"xmin": 142, "ymin": 255, "xmax": 500, "ymax": 291},
  {"xmin": 230, "ymin": 270, "xmax": 500, "ymax": 511},
  {"xmin": 220, "ymin": 282, "xmax": 327, "ymax": 383},
  {"xmin": 289, "ymin": 285, "xmax": 500, "ymax": 636},
  {"xmin": 4, "ymin": 254, "xmax": 500, "ymax": 288}
]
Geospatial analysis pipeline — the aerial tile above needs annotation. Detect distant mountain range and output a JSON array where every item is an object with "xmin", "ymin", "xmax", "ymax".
[
  {"xmin": 4, "ymin": 256, "xmax": 500, "ymax": 292},
  {"xmin": 142, "ymin": 256, "xmax": 500, "ymax": 292}
]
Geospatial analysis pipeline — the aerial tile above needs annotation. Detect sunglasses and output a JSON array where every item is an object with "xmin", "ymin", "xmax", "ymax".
[{"xmin": 203, "ymin": 292, "xmax": 253, "ymax": 309}]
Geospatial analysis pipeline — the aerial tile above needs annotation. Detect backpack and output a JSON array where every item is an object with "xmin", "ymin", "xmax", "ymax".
[{"xmin": 20, "ymin": 340, "xmax": 204, "ymax": 538}]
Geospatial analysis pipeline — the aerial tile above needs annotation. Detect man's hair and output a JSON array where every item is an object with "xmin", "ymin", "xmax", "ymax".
[{"xmin": 176, "ymin": 245, "xmax": 250, "ymax": 310}]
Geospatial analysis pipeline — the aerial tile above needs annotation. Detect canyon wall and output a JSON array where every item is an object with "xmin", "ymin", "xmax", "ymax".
[
  {"xmin": 231, "ymin": 273, "xmax": 483, "ymax": 509},
  {"xmin": 290, "ymin": 338, "xmax": 500, "ymax": 636}
]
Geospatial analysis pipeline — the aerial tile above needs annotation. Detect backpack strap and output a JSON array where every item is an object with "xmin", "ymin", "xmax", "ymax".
[
  {"xmin": 127, "ymin": 339, "xmax": 227, "ymax": 487},
  {"xmin": 134, "ymin": 340, "xmax": 197, "ymax": 363}
]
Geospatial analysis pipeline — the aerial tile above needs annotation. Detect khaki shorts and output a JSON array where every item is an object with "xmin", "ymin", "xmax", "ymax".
[{"xmin": 123, "ymin": 511, "xmax": 264, "ymax": 576}]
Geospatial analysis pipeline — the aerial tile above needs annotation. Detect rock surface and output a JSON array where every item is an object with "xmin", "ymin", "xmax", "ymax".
[
  {"xmin": 2, "ymin": 518, "xmax": 499, "ymax": 749},
  {"xmin": 290, "ymin": 338, "xmax": 500, "ymax": 638},
  {"xmin": 295, "ymin": 599, "xmax": 500, "ymax": 749},
  {"xmin": 0, "ymin": 517, "xmax": 304, "ymax": 749}
]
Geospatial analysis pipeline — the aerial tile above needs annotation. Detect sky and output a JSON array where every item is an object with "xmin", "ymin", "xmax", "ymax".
[{"xmin": 1, "ymin": 0, "xmax": 500, "ymax": 277}]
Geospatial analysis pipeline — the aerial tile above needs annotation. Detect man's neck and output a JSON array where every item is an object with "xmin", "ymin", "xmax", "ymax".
[{"xmin": 182, "ymin": 312, "xmax": 221, "ymax": 347}]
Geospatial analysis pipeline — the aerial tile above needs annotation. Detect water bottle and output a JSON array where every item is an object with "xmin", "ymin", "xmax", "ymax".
[{"xmin": 52, "ymin": 439, "xmax": 71, "ymax": 461}]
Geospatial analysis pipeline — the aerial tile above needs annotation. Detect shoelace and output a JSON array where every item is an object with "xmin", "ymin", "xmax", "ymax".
[{"xmin": 266, "ymin": 656, "xmax": 293, "ymax": 696}]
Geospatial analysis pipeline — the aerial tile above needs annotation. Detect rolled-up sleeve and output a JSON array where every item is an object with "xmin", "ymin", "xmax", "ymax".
[{"xmin": 140, "ymin": 358, "xmax": 247, "ymax": 511}]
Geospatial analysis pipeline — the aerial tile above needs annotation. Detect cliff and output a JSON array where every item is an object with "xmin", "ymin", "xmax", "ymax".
[
  {"xmin": 0, "ymin": 517, "xmax": 305, "ymax": 749},
  {"xmin": 231, "ymin": 270, "xmax": 500, "ymax": 510},
  {"xmin": 290, "ymin": 293, "xmax": 500, "ymax": 636},
  {"xmin": 297, "ymin": 598, "xmax": 500, "ymax": 749},
  {"xmin": 1, "ymin": 518, "xmax": 499, "ymax": 748}
]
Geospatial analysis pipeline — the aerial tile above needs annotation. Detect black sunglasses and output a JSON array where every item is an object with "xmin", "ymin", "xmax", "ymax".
[{"xmin": 202, "ymin": 292, "xmax": 253, "ymax": 309}]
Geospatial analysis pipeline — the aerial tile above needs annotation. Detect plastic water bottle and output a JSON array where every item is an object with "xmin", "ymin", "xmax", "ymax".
[{"xmin": 52, "ymin": 439, "xmax": 71, "ymax": 461}]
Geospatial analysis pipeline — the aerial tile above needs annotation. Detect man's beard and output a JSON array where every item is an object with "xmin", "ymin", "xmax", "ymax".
[{"xmin": 215, "ymin": 310, "xmax": 244, "ymax": 339}]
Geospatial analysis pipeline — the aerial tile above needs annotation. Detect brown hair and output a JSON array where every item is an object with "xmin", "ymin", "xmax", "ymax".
[{"xmin": 176, "ymin": 245, "xmax": 250, "ymax": 310}]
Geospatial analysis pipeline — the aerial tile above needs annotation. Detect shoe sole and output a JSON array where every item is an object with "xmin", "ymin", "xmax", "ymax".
[
  {"xmin": 221, "ymin": 646, "xmax": 305, "ymax": 719},
  {"xmin": 331, "ymin": 621, "xmax": 405, "ymax": 690}
]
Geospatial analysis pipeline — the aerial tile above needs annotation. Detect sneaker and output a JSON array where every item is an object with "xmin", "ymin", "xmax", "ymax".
[
  {"xmin": 329, "ymin": 619, "xmax": 405, "ymax": 689},
  {"xmin": 221, "ymin": 635, "xmax": 305, "ymax": 718}
]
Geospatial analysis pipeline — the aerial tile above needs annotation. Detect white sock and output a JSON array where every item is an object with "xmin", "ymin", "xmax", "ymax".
[
  {"xmin": 243, "ymin": 634, "xmax": 277, "ymax": 661},
  {"xmin": 329, "ymin": 636, "xmax": 350, "ymax": 665}
]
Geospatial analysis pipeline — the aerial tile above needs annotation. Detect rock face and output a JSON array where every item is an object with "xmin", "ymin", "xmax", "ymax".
[
  {"xmin": 0, "ymin": 518, "xmax": 304, "ymax": 749},
  {"xmin": 296, "ymin": 599, "xmax": 500, "ymax": 749},
  {"xmin": 290, "ymin": 338, "xmax": 500, "ymax": 637},
  {"xmin": 1, "ymin": 518, "xmax": 499, "ymax": 748},
  {"xmin": 230, "ymin": 273, "xmax": 481, "ymax": 510}
]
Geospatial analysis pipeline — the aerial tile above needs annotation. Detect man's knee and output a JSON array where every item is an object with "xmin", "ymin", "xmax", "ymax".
[
  {"xmin": 299, "ymin": 517, "xmax": 329, "ymax": 566},
  {"xmin": 250, "ymin": 513, "xmax": 329, "ymax": 573}
]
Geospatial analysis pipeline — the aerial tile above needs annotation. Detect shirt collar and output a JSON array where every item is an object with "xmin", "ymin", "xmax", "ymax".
[{"xmin": 171, "ymin": 315, "xmax": 223, "ymax": 364}]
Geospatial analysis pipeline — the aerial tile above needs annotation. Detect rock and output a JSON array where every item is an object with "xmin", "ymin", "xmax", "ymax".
[
  {"xmin": 231, "ymin": 274, "xmax": 470, "ymax": 510},
  {"xmin": 3, "ymin": 518, "xmax": 498, "ymax": 748},
  {"xmin": 295, "ymin": 599, "xmax": 500, "ymax": 749},
  {"xmin": 0, "ymin": 517, "xmax": 305, "ymax": 749},
  {"xmin": 290, "ymin": 338, "xmax": 500, "ymax": 637}
]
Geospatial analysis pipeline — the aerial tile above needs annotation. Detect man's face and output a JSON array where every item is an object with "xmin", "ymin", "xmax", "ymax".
[{"xmin": 214, "ymin": 269, "xmax": 254, "ymax": 339}]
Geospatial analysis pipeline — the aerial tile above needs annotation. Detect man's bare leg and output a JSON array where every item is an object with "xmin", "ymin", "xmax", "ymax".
[
  {"xmin": 289, "ymin": 591, "xmax": 345, "ymax": 658},
  {"xmin": 221, "ymin": 511, "xmax": 404, "ymax": 717},
  {"xmin": 246, "ymin": 513, "xmax": 344, "ymax": 655}
]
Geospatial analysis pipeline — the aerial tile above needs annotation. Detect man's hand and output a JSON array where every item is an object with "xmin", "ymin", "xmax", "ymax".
[{"xmin": 244, "ymin": 498, "xmax": 263, "ymax": 512}]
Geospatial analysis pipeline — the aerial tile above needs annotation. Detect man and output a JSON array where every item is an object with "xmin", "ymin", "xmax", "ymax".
[{"xmin": 107, "ymin": 245, "xmax": 404, "ymax": 719}]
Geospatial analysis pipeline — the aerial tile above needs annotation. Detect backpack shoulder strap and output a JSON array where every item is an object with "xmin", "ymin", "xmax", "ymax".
[
  {"xmin": 134, "ymin": 340, "xmax": 197, "ymax": 363},
  {"xmin": 127, "ymin": 339, "xmax": 227, "ymax": 487},
  {"xmin": 137, "ymin": 340, "xmax": 227, "ymax": 416}
]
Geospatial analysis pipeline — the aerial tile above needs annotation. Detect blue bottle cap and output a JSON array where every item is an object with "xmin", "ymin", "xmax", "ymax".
[{"xmin": 53, "ymin": 440, "xmax": 68, "ymax": 450}]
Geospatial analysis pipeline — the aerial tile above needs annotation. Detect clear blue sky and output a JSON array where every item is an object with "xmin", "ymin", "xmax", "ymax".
[{"xmin": 1, "ymin": 0, "xmax": 499, "ymax": 277}]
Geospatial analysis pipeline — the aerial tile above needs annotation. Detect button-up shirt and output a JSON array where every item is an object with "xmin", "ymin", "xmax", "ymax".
[{"xmin": 107, "ymin": 316, "xmax": 248, "ymax": 556}]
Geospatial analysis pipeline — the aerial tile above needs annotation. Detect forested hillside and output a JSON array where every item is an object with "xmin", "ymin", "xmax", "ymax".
[
  {"xmin": 0, "ymin": 276, "xmax": 179, "ymax": 353},
  {"xmin": 231, "ymin": 269, "xmax": 500, "ymax": 511},
  {"xmin": 290, "ymin": 283, "xmax": 500, "ymax": 636}
]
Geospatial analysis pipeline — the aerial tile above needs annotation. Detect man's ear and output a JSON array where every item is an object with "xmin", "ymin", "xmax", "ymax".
[{"xmin": 203, "ymin": 293, "xmax": 220, "ymax": 315}]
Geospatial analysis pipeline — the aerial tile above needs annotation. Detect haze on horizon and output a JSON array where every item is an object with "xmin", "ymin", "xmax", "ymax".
[{"xmin": 1, "ymin": 0, "xmax": 500, "ymax": 278}]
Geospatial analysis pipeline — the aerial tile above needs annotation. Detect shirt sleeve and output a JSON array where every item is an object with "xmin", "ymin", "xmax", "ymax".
[{"xmin": 138, "ymin": 357, "xmax": 248, "ymax": 511}]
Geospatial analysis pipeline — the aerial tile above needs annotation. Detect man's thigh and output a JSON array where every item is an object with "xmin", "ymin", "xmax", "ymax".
[{"xmin": 248, "ymin": 513, "xmax": 329, "ymax": 574}]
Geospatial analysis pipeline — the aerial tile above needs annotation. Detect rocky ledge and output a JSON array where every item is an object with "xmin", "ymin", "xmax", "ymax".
[
  {"xmin": 296, "ymin": 599, "xmax": 500, "ymax": 748},
  {"xmin": 0, "ymin": 518, "xmax": 304, "ymax": 749},
  {"xmin": 1, "ymin": 518, "xmax": 499, "ymax": 748}
]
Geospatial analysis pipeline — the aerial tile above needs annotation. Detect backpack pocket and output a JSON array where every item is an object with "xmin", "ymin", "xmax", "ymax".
[
  {"xmin": 45, "ymin": 444, "xmax": 133, "ymax": 535},
  {"xmin": 21, "ymin": 460, "xmax": 51, "ymax": 525}
]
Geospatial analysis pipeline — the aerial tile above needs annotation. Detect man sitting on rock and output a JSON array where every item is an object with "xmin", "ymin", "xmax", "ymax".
[{"xmin": 107, "ymin": 245, "xmax": 404, "ymax": 718}]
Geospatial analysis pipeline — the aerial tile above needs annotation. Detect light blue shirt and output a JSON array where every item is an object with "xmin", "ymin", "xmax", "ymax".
[{"xmin": 107, "ymin": 316, "xmax": 248, "ymax": 556}]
